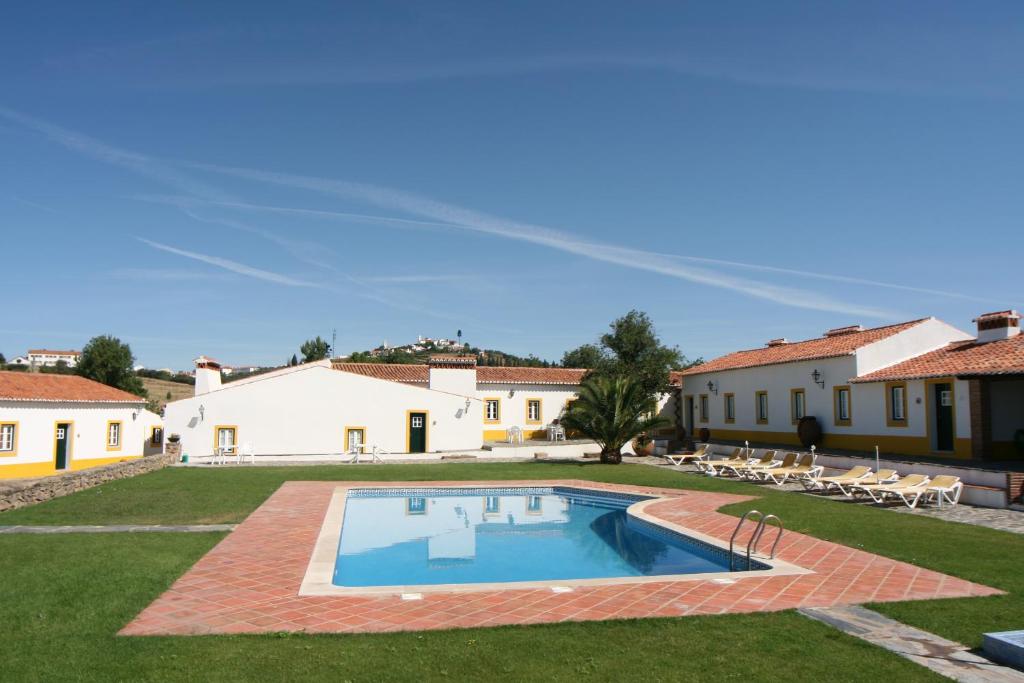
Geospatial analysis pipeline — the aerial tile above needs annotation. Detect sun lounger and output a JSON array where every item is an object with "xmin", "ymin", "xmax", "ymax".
[
  {"xmin": 804, "ymin": 465, "xmax": 872, "ymax": 493},
  {"xmin": 728, "ymin": 450, "xmax": 784, "ymax": 478},
  {"xmin": 923, "ymin": 475, "xmax": 963, "ymax": 508},
  {"xmin": 699, "ymin": 448, "xmax": 748, "ymax": 476},
  {"xmin": 760, "ymin": 453, "xmax": 822, "ymax": 485},
  {"xmin": 663, "ymin": 445, "xmax": 707, "ymax": 467},
  {"xmin": 852, "ymin": 473, "xmax": 931, "ymax": 508},
  {"xmin": 743, "ymin": 452, "xmax": 796, "ymax": 480}
]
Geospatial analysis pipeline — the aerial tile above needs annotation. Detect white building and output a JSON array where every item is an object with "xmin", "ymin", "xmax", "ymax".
[
  {"xmin": 0, "ymin": 372, "xmax": 163, "ymax": 479},
  {"xmin": 164, "ymin": 355, "xmax": 588, "ymax": 458},
  {"xmin": 26, "ymin": 349, "xmax": 81, "ymax": 368},
  {"xmin": 678, "ymin": 311, "xmax": 1024, "ymax": 461}
]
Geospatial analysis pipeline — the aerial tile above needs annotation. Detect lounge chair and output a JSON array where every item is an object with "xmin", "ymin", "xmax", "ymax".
[
  {"xmin": 760, "ymin": 452, "xmax": 822, "ymax": 485},
  {"xmin": 663, "ymin": 445, "xmax": 707, "ymax": 467},
  {"xmin": 923, "ymin": 475, "xmax": 963, "ymax": 508},
  {"xmin": 804, "ymin": 465, "xmax": 872, "ymax": 493},
  {"xmin": 699, "ymin": 448, "xmax": 747, "ymax": 476},
  {"xmin": 726, "ymin": 450, "xmax": 782, "ymax": 478},
  {"xmin": 745, "ymin": 452, "xmax": 796, "ymax": 480},
  {"xmin": 834, "ymin": 468, "xmax": 899, "ymax": 496},
  {"xmin": 852, "ymin": 473, "xmax": 931, "ymax": 508}
]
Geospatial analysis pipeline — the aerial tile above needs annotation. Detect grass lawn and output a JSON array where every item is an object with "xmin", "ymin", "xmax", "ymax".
[
  {"xmin": 1, "ymin": 533, "xmax": 939, "ymax": 682},
  {"xmin": 1, "ymin": 460, "xmax": 1021, "ymax": 680}
]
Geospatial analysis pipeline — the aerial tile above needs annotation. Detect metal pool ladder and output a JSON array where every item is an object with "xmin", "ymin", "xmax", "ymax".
[{"xmin": 729, "ymin": 510, "xmax": 783, "ymax": 571}]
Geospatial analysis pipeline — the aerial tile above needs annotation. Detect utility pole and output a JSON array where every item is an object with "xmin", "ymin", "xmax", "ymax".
[{"xmin": 331, "ymin": 328, "xmax": 337, "ymax": 358}]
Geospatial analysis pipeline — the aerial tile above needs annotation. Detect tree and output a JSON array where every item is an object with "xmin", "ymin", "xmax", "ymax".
[
  {"xmin": 561, "ymin": 343, "xmax": 605, "ymax": 369},
  {"xmin": 300, "ymin": 336, "xmax": 330, "ymax": 363},
  {"xmin": 0, "ymin": 352, "xmax": 6, "ymax": 365},
  {"xmin": 598, "ymin": 310, "xmax": 684, "ymax": 396},
  {"xmin": 290, "ymin": 354, "xmax": 299, "ymax": 366},
  {"xmin": 76, "ymin": 335, "xmax": 146, "ymax": 396},
  {"xmin": 560, "ymin": 376, "xmax": 669, "ymax": 464}
]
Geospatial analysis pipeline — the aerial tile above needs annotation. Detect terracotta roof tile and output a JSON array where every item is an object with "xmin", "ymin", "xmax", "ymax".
[
  {"xmin": 0, "ymin": 372, "xmax": 145, "ymax": 403},
  {"xmin": 678, "ymin": 319, "xmax": 928, "ymax": 376},
  {"xmin": 331, "ymin": 362, "xmax": 587, "ymax": 385},
  {"xmin": 27, "ymin": 349, "xmax": 80, "ymax": 356},
  {"xmin": 852, "ymin": 335, "xmax": 1024, "ymax": 382}
]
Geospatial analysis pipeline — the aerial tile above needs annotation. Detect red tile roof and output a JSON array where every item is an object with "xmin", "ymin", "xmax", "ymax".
[
  {"xmin": 27, "ymin": 349, "xmax": 80, "ymax": 356},
  {"xmin": 331, "ymin": 362, "xmax": 587, "ymax": 385},
  {"xmin": 0, "ymin": 372, "xmax": 145, "ymax": 403},
  {"xmin": 677, "ymin": 319, "xmax": 929, "ymax": 376},
  {"xmin": 852, "ymin": 335, "xmax": 1024, "ymax": 382}
]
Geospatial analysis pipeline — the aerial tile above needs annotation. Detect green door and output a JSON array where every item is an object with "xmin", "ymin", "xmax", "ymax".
[
  {"xmin": 408, "ymin": 412, "xmax": 427, "ymax": 453},
  {"xmin": 933, "ymin": 383, "xmax": 954, "ymax": 451},
  {"xmin": 54, "ymin": 423, "xmax": 70, "ymax": 470}
]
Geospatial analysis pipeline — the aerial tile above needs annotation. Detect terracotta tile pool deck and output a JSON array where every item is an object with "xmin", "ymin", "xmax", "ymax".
[{"xmin": 120, "ymin": 480, "xmax": 1001, "ymax": 636}]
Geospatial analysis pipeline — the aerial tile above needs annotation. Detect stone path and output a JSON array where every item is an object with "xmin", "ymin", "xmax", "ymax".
[
  {"xmin": 0, "ymin": 524, "xmax": 236, "ymax": 534},
  {"xmin": 801, "ymin": 605, "xmax": 1024, "ymax": 683},
  {"xmin": 647, "ymin": 461, "xmax": 1024, "ymax": 536}
]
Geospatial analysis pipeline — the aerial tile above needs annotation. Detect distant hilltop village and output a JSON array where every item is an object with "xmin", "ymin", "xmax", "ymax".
[
  {"xmin": 368, "ymin": 335, "xmax": 465, "ymax": 357},
  {"xmin": 350, "ymin": 334, "xmax": 553, "ymax": 368}
]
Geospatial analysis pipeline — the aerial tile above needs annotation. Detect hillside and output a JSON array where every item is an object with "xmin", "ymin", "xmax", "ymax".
[{"xmin": 141, "ymin": 377, "xmax": 194, "ymax": 410}]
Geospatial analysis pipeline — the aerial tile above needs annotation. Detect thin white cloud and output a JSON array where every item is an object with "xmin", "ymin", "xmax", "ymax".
[
  {"xmin": 0, "ymin": 106, "xmax": 232, "ymax": 201},
  {"xmin": 361, "ymin": 274, "xmax": 476, "ymax": 284},
  {"xmin": 136, "ymin": 237, "xmax": 323, "ymax": 288},
  {"xmin": 108, "ymin": 267, "xmax": 234, "ymax": 282},
  {"xmin": 190, "ymin": 163, "xmax": 904, "ymax": 320}
]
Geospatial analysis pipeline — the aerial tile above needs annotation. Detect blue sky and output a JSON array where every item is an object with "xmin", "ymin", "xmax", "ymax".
[{"xmin": 2, "ymin": 1, "xmax": 1023, "ymax": 369}]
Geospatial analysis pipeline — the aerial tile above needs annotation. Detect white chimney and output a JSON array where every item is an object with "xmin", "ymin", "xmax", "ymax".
[
  {"xmin": 427, "ymin": 354, "xmax": 477, "ymax": 396},
  {"xmin": 766, "ymin": 338, "xmax": 789, "ymax": 347},
  {"xmin": 193, "ymin": 356, "xmax": 223, "ymax": 396},
  {"xmin": 974, "ymin": 310, "xmax": 1020, "ymax": 344}
]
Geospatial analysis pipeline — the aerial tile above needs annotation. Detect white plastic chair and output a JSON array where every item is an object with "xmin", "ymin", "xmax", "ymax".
[
  {"xmin": 236, "ymin": 442, "xmax": 255, "ymax": 465},
  {"xmin": 507, "ymin": 426, "xmax": 524, "ymax": 444}
]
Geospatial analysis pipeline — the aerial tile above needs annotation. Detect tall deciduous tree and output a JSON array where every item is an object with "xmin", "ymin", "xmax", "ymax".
[
  {"xmin": 300, "ymin": 337, "xmax": 330, "ymax": 363},
  {"xmin": 599, "ymin": 310, "xmax": 684, "ymax": 396},
  {"xmin": 560, "ymin": 343, "xmax": 605, "ymax": 369},
  {"xmin": 76, "ymin": 335, "xmax": 146, "ymax": 396}
]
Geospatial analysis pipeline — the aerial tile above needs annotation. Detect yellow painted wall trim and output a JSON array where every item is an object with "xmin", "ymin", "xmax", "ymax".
[
  {"xmin": 343, "ymin": 426, "xmax": 367, "ymax": 452},
  {"xmin": 755, "ymin": 390, "xmax": 769, "ymax": 425},
  {"xmin": 52, "ymin": 419, "xmax": 74, "ymax": 471},
  {"xmin": 885, "ymin": 381, "xmax": 909, "ymax": 428},
  {"xmin": 105, "ymin": 420, "xmax": 123, "ymax": 451},
  {"xmin": 790, "ymin": 388, "xmax": 806, "ymax": 425},
  {"xmin": 212, "ymin": 425, "xmax": 238, "ymax": 452},
  {"xmin": 483, "ymin": 397, "xmax": 501, "ymax": 424},
  {"xmin": 704, "ymin": 427, "xmax": 972, "ymax": 459},
  {"xmin": 405, "ymin": 409, "xmax": 429, "ymax": 453},
  {"xmin": 833, "ymin": 385, "xmax": 852, "ymax": 427},
  {"xmin": 698, "ymin": 394, "xmax": 709, "ymax": 423},
  {"xmin": 723, "ymin": 393, "xmax": 735, "ymax": 424},
  {"xmin": 0, "ymin": 454, "xmax": 143, "ymax": 480}
]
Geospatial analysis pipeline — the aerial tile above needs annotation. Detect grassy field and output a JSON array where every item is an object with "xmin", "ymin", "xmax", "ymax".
[
  {"xmin": 1, "ymin": 461, "xmax": 1020, "ymax": 680},
  {"xmin": 139, "ymin": 377, "xmax": 194, "ymax": 410}
]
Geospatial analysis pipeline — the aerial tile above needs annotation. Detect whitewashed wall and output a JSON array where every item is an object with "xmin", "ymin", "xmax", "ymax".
[
  {"xmin": 0, "ymin": 400, "xmax": 156, "ymax": 474},
  {"xmin": 165, "ymin": 365, "xmax": 482, "ymax": 457},
  {"xmin": 474, "ymin": 383, "xmax": 581, "ymax": 437},
  {"xmin": 854, "ymin": 318, "xmax": 972, "ymax": 375}
]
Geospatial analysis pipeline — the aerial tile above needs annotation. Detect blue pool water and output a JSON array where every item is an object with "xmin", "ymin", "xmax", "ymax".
[{"xmin": 333, "ymin": 487, "xmax": 764, "ymax": 587}]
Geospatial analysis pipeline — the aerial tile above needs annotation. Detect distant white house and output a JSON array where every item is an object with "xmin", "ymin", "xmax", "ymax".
[
  {"xmin": 164, "ymin": 355, "xmax": 592, "ymax": 458},
  {"xmin": 0, "ymin": 372, "xmax": 163, "ymax": 479},
  {"xmin": 678, "ymin": 311, "xmax": 1024, "ymax": 461},
  {"xmin": 26, "ymin": 349, "xmax": 81, "ymax": 368},
  {"xmin": 9, "ymin": 356, "xmax": 29, "ymax": 366}
]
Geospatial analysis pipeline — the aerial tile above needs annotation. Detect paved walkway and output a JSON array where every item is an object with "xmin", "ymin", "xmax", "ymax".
[
  {"xmin": 121, "ymin": 479, "xmax": 999, "ymax": 636},
  {"xmin": 0, "ymin": 524, "xmax": 236, "ymax": 534},
  {"xmin": 647, "ymin": 460, "xmax": 1024, "ymax": 536},
  {"xmin": 801, "ymin": 605, "xmax": 1024, "ymax": 683}
]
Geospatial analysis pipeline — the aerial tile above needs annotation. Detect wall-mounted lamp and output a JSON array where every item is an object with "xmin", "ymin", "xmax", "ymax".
[
  {"xmin": 198, "ymin": 404, "xmax": 205, "ymax": 421},
  {"xmin": 706, "ymin": 380, "xmax": 718, "ymax": 395},
  {"xmin": 465, "ymin": 398, "xmax": 472, "ymax": 411},
  {"xmin": 132, "ymin": 409, "xmax": 139, "ymax": 421},
  {"xmin": 811, "ymin": 369, "xmax": 825, "ymax": 389},
  {"xmin": 508, "ymin": 389, "xmax": 515, "ymax": 398}
]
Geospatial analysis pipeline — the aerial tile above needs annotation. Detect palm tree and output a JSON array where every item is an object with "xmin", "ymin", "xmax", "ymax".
[{"xmin": 560, "ymin": 375, "xmax": 669, "ymax": 464}]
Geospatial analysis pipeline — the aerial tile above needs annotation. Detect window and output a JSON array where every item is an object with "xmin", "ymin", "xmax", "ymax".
[
  {"xmin": 755, "ymin": 391, "xmax": 769, "ymax": 424},
  {"xmin": 106, "ymin": 421, "xmax": 122, "ymax": 450},
  {"xmin": 484, "ymin": 398, "xmax": 501, "ymax": 423},
  {"xmin": 484, "ymin": 496, "xmax": 501, "ymax": 515},
  {"xmin": 527, "ymin": 495, "xmax": 543, "ymax": 514},
  {"xmin": 724, "ymin": 394, "xmax": 735, "ymax": 423},
  {"xmin": 526, "ymin": 399, "xmax": 542, "ymax": 423},
  {"xmin": 0, "ymin": 422, "xmax": 16, "ymax": 455},
  {"xmin": 790, "ymin": 389, "xmax": 806, "ymax": 424},
  {"xmin": 345, "ymin": 427, "xmax": 366, "ymax": 453},
  {"xmin": 406, "ymin": 497, "xmax": 427, "ymax": 515},
  {"xmin": 886, "ymin": 382, "xmax": 908, "ymax": 426},
  {"xmin": 150, "ymin": 426, "xmax": 163, "ymax": 447},
  {"xmin": 699, "ymin": 394, "xmax": 709, "ymax": 423},
  {"xmin": 215, "ymin": 426, "xmax": 237, "ymax": 451},
  {"xmin": 834, "ymin": 386, "xmax": 852, "ymax": 426}
]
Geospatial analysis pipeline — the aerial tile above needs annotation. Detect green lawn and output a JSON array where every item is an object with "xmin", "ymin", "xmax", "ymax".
[{"xmin": 1, "ymin": 461, "xmax": 1021, "ymax": 680}]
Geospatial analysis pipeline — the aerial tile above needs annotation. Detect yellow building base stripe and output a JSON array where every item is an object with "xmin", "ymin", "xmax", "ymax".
[
  {"xmin": 704, "ymin": 428, "xmax": 972, "ymax": 459},
  {"xmin": 0, "ymin": 455, "xmax": 143, "ymax": 480}
]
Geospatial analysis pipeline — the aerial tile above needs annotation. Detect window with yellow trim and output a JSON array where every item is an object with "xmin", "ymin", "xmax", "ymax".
[
  {"xmin": 755, "ymin": 391, "xmax": 769, "ymax": 424},
  {"xmin": 215, "ymin": 426, "xmax": 237, "ymax": 451},
  {"xmin": 833, "ymin": 386, "xmax": 852, "ymax": 426},
  {"xmin": 886, "ymin": 382, "xmax": 908, "ymax": 426},
  {"xmin": 791, "ymin": 389, "xmax": 806, "ymax": 424},
  {"xmin": 526, "ymin": 399, "xmax": 542, "ymax": 423},
  {"xmin": 723, "ymin": 393, "xmax": 735, "ymax": 423},
  {"xmin": 0, "ymin": 422, "xmax": 17, "ymax": 455},
  {"xmin": 698, "ymin": 394, "xmax": 709, "ymax": 423},
  {"xmin": 484, "ymin": 398, "xmax": 501, "ymax": 423},
  {"xmin": 106, "ymin": 421, "xmax": 122, "ymax": 450},
  {"xmin": 345, "ymin": 427, "xmax": 366, "ymax": 453}
]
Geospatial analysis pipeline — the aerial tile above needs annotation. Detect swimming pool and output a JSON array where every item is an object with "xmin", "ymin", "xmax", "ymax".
[{"xmin": 331, "ymin": 486, "xmax": 768, "ymax": 588}]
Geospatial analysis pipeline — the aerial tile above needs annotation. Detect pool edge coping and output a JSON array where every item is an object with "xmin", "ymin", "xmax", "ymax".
[{"xmin": 298, "ymin": 482, "xmax": 813, "ymax": 597}]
